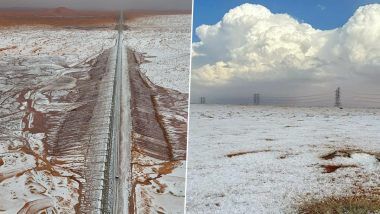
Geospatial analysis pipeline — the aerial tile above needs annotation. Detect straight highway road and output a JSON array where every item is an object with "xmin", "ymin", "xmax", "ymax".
[{"xmin": 109, "ymin": 10, "xmax": 131, "ymax": 214}]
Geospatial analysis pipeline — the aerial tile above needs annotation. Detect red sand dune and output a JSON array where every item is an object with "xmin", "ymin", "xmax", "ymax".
[
  {"xmin": 0, "ymin": 7, "xmax": 116, "ymax": 17},
  {"xmin": 0, "ymin": 7, "xmax": 118, "ymax": 27},
  {"xmin": 0, "ymin": 7, "xmax": 190, "ymax": 27}
]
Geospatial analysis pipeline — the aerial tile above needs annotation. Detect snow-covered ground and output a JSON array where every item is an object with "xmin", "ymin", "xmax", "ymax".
[
  {"xmin": 124, "ymin": 15, "xmax": 191, "ymax": 93},
  {"xmin": 132, "ymin": 160, "xmax": 186, "ymax": 214},
  {"xmin": 0, "ymin": 27, "xmax": 115, "ymax": 66},
  {"xmin": 0, "ymin": 14, "xmax": 191, "ymax": 212},
  {"xmin": 186, "ymin": 104, "xmax": 380, "ymax": 213},
  {"xmin": 0, "ymin": 27, "xmax": 116, "ymax": 213},
  {"xmin": 125, "ymin": 14, "xmax": 190, "ymax": 213}
]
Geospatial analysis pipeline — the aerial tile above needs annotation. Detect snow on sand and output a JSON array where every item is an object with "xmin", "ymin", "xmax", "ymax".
[
  {"xmin": 124, "ymin": 15, "xmax": 191, "ymax": 93},
  {"xmin": 186, "ymin": 105, "xmax": 380, "ymax": 213},
  {"xmin": 0, "ymin": 26, "xmax": 116, "ymax": 213},
  {"xmin": 125, "ymin": 14, "xmax": 191, "ymax": 213}
]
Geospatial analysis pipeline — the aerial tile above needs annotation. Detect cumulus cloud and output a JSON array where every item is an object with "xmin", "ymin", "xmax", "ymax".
[{"xmin": 192, "ymin": 3, "xmax": 380, "ymax": 91}]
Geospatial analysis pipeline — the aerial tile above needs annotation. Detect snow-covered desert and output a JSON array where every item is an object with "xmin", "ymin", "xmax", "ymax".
[
  {"xmin": 0, "ymin": 25, "xmax": 117, "ymax": 213},
  {"xmin": 0, "ymin": 4, "xmax": 191, "ymax": 213},
  {"xmin": 186, "ymin": 104, "xmax": 380, "ymax": 213},
  {"xmin": 0, "ymin": 12, "xmax": 191, "ymax": 213},
  {"xmin": 125, "ymin": 14, "xmax": 191, "ymax": 213},
  {"xmin": 125, "ymin": 14, "xmax": 191, "ymax": 93}
]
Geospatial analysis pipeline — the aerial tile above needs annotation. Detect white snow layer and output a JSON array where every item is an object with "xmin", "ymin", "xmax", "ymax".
[
  {"xmin": 186, "ymin": 105, "xmax": 380, "ymax": 213},
  {"xmin": 124, "ymin": 15, "xmax": 191, "ymax": 93},
  {"xmin": 0, "ymin": 26, "xmax": 116, "ymax": 213},
  {"xmin": 0, "ymin": 27, "xmax": 116, "ymax": 67}
]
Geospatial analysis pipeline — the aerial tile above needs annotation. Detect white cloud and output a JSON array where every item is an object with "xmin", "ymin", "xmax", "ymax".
[
  {"xmin": 192, "ymin": 3, "xmax": 380, "ymax": 86},
  {"xmin": 337, "ymin": 4, "xmax": 380, "ymax": 64}
]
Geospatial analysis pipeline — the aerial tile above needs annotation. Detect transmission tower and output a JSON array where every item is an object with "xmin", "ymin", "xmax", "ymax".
[
  {"xmin": 335, "ymin": 87, "xmax": 342, "ymax": 108},
  {"xmin": 253, "ymin": 93, "xmax": 260, "ymax": 105},
  {"xmin": 200, "ymin": 97, "xmax": 206, "ymax": 104}
]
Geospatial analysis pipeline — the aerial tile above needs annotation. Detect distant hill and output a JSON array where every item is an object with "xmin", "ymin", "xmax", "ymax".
[
  {"xmin": 0, "ymin": 7, "xmax": 118, "ymax": 27},
  {"xmin": 0, "ymin": 7, "xmax": 116, "ymax": 17},
  {"xmin": 41, "ymin": 7, "xmax": 79, "ymax": 16}
]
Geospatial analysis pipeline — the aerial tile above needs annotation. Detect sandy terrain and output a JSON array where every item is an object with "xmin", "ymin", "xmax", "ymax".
[
  {"xmin": 186, "ymin": 104, "xmax": 380, "ymax": 213},
  {"xmin": 0, "ymin": 7, "xmax": 117, "ymax": 28},
  {"xmin": 122, "ymin": 14, "xmax": 190, "ymax": 214},
  {"xmin": 128, "ymin": 50, "xmax": 188, "ymax": 214},
  {"xmin": 0, "ymin": 26, "xmax": 116, "ymax": 213},
  {"xmin": 124, "ymin": 14, "xmax": 191, "ymax": 93},
  {"xmin": 124, "ymin": 10, "xmax": 191, "ymax": 22},
  {"xmin": 0, "ymin": 10, "xmax": 191, "ymax": 213},
  {"xmin": 125, "ymin": 13, "xmax": 190, "ymax": 214}
]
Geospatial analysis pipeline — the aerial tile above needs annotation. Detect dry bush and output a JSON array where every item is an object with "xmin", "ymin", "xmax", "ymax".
[{"xmin": 298, "ymin": 196, "xmax": 380, "ymax": 214}]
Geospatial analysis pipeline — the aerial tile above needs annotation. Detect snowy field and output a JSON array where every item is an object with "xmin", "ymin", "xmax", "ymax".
[
  {"xmin": 124, "ymin": 15, "xmax": 191, "ymax": 93},
  {"xmin": 122, "ymin": 15, "xmax": 191, "ymax": 212},
  {"xmin": 186, "ymin": 104, "xmax": 380, "ymax": 213},
  {"xmin": 0, "ymin": 27, "xmax": 116, "ymax": 66},
  {"xmin": 125, "ymin": 14, "xmax": 191, "ymax": 213},
  {"xmin": 0, "ymin": 26, "xmax": 116, "ymax": 213}
]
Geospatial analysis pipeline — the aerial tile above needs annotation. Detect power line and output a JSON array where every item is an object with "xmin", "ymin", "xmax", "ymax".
[
  {"xmin": 351, "ymin": 95, "xmax": 380, "ymax": 100},
  {"xmin": 262, "ymin": 93, "xmax": 330, "ymax": 99},
  {"xmin": 259, "ymin": 98, "xmax": 331, "ymax": 102},
  {"xmin": 352, "ymin": 98, "xmax": 380, "ymax": 104},
  {"xmin": 348, "ymin": 92, "xmax": 380, "ymax": 96}
]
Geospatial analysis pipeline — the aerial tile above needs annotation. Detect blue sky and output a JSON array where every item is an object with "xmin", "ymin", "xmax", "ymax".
[{"xmin": 192, "ymin": 0, "xmax": 380, "ymax": 42}]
